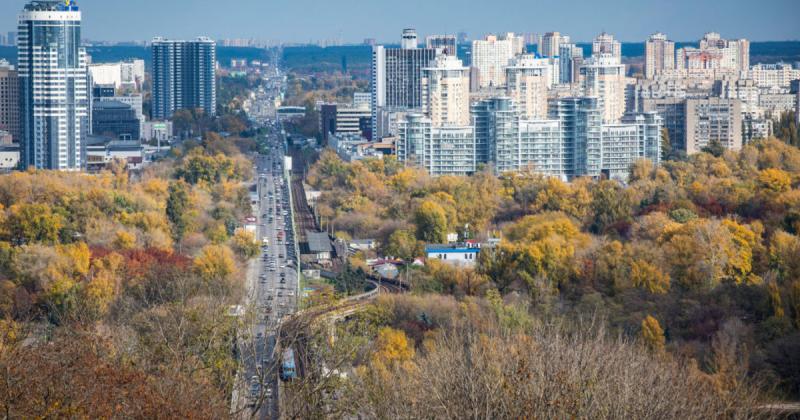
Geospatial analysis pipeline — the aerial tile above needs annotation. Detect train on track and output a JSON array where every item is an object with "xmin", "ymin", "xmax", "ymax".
[{"xmin": 280, "ymin": 348, "xmax": 297, "ymax": 381}]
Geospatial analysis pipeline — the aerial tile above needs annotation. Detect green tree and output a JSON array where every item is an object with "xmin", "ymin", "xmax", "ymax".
[
  {"xmin": 702, "ymin": 139, "xmax": 726, "ymax": 157},
  {"xmin": 661, "ymin": 127, "xmax": 672, "ymax": 160},
  {"xmin": 385, "ymin": 229, "xmax": 423, "ymax": 261},
  {"xmin": 166, "ymin": 180, "xmax": 192, "ymax": 246},
  {"xmin": 414, "ymin": 200, "xmax": 448, "ymax": 243},
  {"xmin": 589, "ymin": 181, "xmax": 632, "ymax": 234}
]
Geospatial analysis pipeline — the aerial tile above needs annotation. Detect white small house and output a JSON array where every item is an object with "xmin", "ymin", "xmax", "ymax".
[
  {"xmin": 349, "ymin": 239, "xmax": 377, "ymax": 252},
  {"xmin": 425, "ymin": 243, "xmax": 481, "ymax": 267}
]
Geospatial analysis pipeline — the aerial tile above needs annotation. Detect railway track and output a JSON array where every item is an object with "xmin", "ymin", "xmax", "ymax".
[
  {"xmin": 291, "ymin": 177, "xmax": 318, "ymax": 243},
  {"xmin": 288, "ymin": 145, "xmax": 320, "ymax": 244}
]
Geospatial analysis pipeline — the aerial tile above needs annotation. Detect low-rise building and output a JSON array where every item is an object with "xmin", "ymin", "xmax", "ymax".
[
  {"xmin": 142, "ymin": 121, "xmax": 174, "ymax": 144},
  {"xmin": 349, "ymin": 239, "xmax": 377, "ymax": 252},
  {"xmin": 0, "ymin": 143, "xmax": 19, "ymax": 171},
  {"xmin": 301, "ymin": 231, "xmax": 334, "ymax": 264},
  {"xmin": 85, "ymin": 135, "xmax": 145, "ymax": 171},
  {"xmin": 425, "ymin": 243, "xmax": 481, "ymax": 267}
]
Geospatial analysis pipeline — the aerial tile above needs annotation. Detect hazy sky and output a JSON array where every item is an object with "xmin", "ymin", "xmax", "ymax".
[{"xmin": 1, "ymin": 0, "xmax": 798, "ymax": 43}]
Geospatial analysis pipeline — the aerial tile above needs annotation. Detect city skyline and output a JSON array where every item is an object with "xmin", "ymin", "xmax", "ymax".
[{"xmin": 0, "ymin": 0, "xmax": 798, "ymax": 44}]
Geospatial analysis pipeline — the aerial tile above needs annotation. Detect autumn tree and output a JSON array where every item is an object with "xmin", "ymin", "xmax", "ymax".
[
  {"xmin": 193, "ymin": 245, "xmax": 236, "ymax": 291},
  {"xmin": 231, "ymin": 229, "xmax": 259, "ymax": 259},
  {"xmin": 414, "ymin": 200, "xmax": 448, "ymax": 243},
  {"xmin": 2, "ymin": 203, "xmax": 65, "ymax": 245},
  {"xmin": 372, "ymin": 327, "xmax": 415, "ymax": 367},
  {"xmin": 641, "ymin": 315, "xmax": 666, "ymax": 352},
  {"xmin": 629, "ymin": 260, "xmax": 671, "ymax": 294}
]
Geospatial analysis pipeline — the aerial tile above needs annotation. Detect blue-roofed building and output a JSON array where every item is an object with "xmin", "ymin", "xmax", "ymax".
[{"xmin": 425, "ymin": 241, "xmax": 481, "ymax": 267}]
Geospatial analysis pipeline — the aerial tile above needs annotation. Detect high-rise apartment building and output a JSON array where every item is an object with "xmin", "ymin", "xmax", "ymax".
[
  {"xmin": 471, "ymin": 97, "xmax": 517, "ymax": 164},
  {"xmin": 370, "ymin": 30, "xmax": 439, "ymax": 139},
  {"xmin": 471, "ymin": 34, "xmax": 521, "ymax": 88},
  {"xmin": 747, "ymin": 63, "xmax": 800, "ymax": 89},
  {"xmin": 401, "ymin": 29, "xmax": 418, "ymax": 49},
  {"xmin": 685, "ymin": 97, "xmax": 742, "ymax": 154},
  {"xmin": 151, "ymin": 37, "xmax": 217, "ymax": 120},
  {"xmin": 425, "ymin": 35, "xmax": 457, "ymax": 56},
  {"xmin": 421, "ymin": 55, "xmax": 471, "ymax": 127},
  {"xmin": 506, "ymin": 55, "xmax": 550, "ymax": 119},
  {"xmin": 592, "ymin": 32, "xmax": 621, "ymax": 60},
  {"xmin": 397, "ymin": 114, "xmax": 477, "ymax": 176},
  {"xmin": 558, "ymin": 43, "xmax": 584, "ymax": 85},
  {"xmin": 604, "ymin": 113, "xmax": 663, "ymax": 180},
  {"xmin": 645, "ymin": 32, "xmax": 675, "ymax": 79},
  {"xmin": 319, "ymin": 103, "xmax": 372, "ymax": 145},
  {"xmin": 580, "ymin": 54, "xmax": 627, "ymax": 123},
  {"xmin": 677, "ymin": 33, "xmax": 749, "ymax": 74},
  {"xmin": 474, "ymin": 97, "xmax": 564, "ymax": 176},
  {"xmin": 791, "ymin": 80, "xmax": 800, "ymax": 127},
  {"xmin": 18, "ymin": 0, "xmax": 89, "ymax": 170},
  {"xmin": 699, "ymin": 32, "xmax": 749, "ymax": 71},
  {"xmin": 89, "ymin": 59, "xmax": 146, "ymax": 91},
  {"xmin": 538, "ymin": 32, "xmax": 569, "ymax": 58},
  {"xmin": 0, "ymin": 61, "xmax": 20, "ymax": 143},
  {"xmin": 399, "ymin": 96, "xmax": 661, "ymax": 181},
  {"xmin": 548, "ymin": 97, "xmax": 603, "ymax": 177}
]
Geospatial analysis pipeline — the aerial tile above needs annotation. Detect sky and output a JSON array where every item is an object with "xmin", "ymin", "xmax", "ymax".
[{"xmin": 1, "ymin": 0, "xmax": 798, "ymax": 43}]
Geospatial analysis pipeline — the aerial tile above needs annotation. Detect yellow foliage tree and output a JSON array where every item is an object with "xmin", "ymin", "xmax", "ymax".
[
  {"xmin": 194, "ymin": 245, "xmax": 236, "ymax": 285},
  {"xmin": 372, "ymin": 327, "xmax": 415, "ymax": 366},
  {"xmin": 789, "ymin": 281, "xmax": 800, "ymax": 328},
  {"xmin": 641, "ymin": 315, "xmax": 666, "ymax": 352},
  {"xmin": 113, "ymin": 230, "xmax": 137, "ymax": 250},
  {"xmin": 758, "ymin": 168, "xmax": 792, "ymax": 194},
  {"xmin": 769, "ymin": 231, "xmax": 800, "ymax": 282},
  {"xmin": 57, "ymin": 242, "xmax": 91, "ymax": 278},
  {"xmin": 767, "ymin": 281, "xmax": 785, "ymax": 319},
  {"xmin": 206, "ymin": 222, "xmax": 229, "ymax": 244},
  {"xmin": 231, "ymin": 229, "xmax": 259, "ymax": 259},
  {"xmin": 3, "ymin": 203, "xmax": 65, "ymax": 245},
  {"xmin": 630, "ymin": 260, "xmax": 671, "ymax": 294}
]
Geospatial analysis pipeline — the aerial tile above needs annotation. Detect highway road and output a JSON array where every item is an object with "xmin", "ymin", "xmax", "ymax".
[{"xmin": 234, "ymin": 124, "xmax": 299, "ymax": 419}]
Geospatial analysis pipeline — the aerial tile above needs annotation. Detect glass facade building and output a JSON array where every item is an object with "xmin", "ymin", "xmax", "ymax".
[{"xmin": 18, "ymin": 0, "xmax": 88, "ymax": 170}]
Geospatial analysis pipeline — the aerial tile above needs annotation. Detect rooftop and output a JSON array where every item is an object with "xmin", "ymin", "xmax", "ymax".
[
  {"xmin": 425, "ymin": 243, "xmax": 481, "ymax": 253},
  {"xmin": 305, "ymin": 231, "xmax": 333, "ymax": 253},
  {"xmin": 93, "ymin": 100, "xmax": 133, "ymax": 110},
  {"xmin": 24, "ymin": 0, "xmax": 79, "ymax": 12}
]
